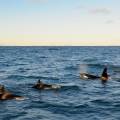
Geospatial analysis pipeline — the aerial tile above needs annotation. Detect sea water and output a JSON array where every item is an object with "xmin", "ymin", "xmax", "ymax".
[{"xmin": 0, "ymin": 46, "xmax": 120, "ymax": 120}]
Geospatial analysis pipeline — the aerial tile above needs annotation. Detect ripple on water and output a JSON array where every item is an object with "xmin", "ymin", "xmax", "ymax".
[{"xmin": 0, "ymin": 47, "xmax": 120, "ymax": 120}]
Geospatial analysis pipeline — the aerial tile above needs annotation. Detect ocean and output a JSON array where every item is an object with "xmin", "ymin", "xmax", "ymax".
[{"xmin": 0, "ymin": 46, "xmax": 120, "ymax": 120}]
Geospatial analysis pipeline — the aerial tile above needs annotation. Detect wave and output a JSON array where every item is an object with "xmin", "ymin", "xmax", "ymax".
[
  {"xmin": 64, "ymin": 65, "xmax": 77, "ymax": 71},
  {"xmin": 48, "ymin": 48, "xmax": 59, "ymax": 51},
  {"xmin": 58, "ymin": 83, "xmax": 80, "ymax": 91},
  {"xmin": 90, "ymin": 99, "xmax": 112, "ymax": 106},
  {"xmin": 6, "ymin": 74, "xmax": 60, "ymax": 81}
]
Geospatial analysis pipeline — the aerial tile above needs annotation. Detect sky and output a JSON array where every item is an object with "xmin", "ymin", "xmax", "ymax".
[{"xmin": 0, "ymin": 0, "xmax": 120, "ymax": 46}]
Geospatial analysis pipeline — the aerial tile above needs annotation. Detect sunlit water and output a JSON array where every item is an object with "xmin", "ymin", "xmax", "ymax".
[{"xmin": 0, "ymin": 46, "xmax": 120, "ymax": 120}]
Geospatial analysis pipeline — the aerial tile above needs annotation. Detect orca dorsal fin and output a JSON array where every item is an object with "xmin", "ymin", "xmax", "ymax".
[
  {"xmin": 101, "ymin": 67, "xmax": 108, "ymax": 79},
  {"xmin": 37, "ymin": 80, "xmax": 43, "ymax": 84}
]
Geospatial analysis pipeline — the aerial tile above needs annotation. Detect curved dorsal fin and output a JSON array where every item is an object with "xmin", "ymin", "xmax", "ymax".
[{"xmin": 101, "ymin": 67, "xmax": 108, "ymax": 78}]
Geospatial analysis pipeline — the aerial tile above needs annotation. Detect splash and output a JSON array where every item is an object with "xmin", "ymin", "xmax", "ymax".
[{"xmin": 79, "ymin": 64, "xmax": 88, "ymax": 73}]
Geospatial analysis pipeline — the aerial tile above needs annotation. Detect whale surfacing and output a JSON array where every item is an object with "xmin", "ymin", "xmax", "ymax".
[
  {"xmin": 80, "ymin": 67, "xmax": 109, "ymax": 81},
  {"xmin": 0, "ymin": 85, "xmax": 24, "ymax": 101},
  {"xmin": 33, "ymin": 80, "xmax": 61, "ymax": 90},
  {"xmin": 80, "ymin": 73, "xmax": 100, "ymax": 79}
]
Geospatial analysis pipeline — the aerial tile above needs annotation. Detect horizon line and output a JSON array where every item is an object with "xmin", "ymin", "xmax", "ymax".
[{"xmin": 0, "ymin": 45, "xmax": 120, "ymax": 47}]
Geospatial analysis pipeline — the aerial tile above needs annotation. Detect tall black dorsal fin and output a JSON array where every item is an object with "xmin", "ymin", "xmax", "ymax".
[{"xmin": 101, "ymin": 67, "xmax": 108, "ymax": 78}]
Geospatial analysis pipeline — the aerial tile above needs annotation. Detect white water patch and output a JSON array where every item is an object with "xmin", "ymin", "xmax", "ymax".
[
  {"xmin": 15, "ymin": 97, "xmax": 28, "ymax": 101},
  {"xmin": 59, "ymin": 82, "xmax": 76, "ymax": 87}
]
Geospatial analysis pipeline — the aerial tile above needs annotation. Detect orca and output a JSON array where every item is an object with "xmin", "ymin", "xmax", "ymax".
[
  {"xmin": 101, "ymin": 67, "xmax": 109, "ymax": 81},
  {"xmin": 33, "ymin": 80, "xmax": 61, "ymax": 90},
  {"xmin": 0, "ymin": 85, "xmax": 24, "ymax": 101},
  {"xmin": 80, "ymin": 73, "xmax": 100, "ymax": 79},
  {"xmin": 80, "ymin": 67, "xmax": 109, "ymax": 81}
]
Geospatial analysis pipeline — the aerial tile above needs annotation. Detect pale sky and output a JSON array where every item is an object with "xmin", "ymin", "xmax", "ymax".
[{"xmin": 0, "ymin": 0, "xmax": 120, "ymax": 46}]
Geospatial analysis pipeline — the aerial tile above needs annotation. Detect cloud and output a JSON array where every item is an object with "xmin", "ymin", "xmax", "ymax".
[
  {"xmin": 75, "ymin": 6, "xmax": 111, "ymax": 16},
  {"xmin": 105, "ymin": 20, "xmax": 114, "ymax": 24},
  {"xmin": 90, "ymin": 8, "xmax": 111, "ymax": 14}
]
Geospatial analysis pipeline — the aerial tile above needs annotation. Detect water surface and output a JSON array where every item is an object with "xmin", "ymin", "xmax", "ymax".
[{"xmin": 0, "ymin": 46, "xmax": 120, "ymax": 120}]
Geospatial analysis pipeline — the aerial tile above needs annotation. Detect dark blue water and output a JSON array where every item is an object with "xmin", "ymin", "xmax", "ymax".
[{"xmin": 0, "ymin": 46, "xmax": 120, "ymax": 120}]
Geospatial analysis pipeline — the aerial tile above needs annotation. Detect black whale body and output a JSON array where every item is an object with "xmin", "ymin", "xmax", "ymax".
[
  {"xmin": 80, "ymin": 67, "xmax": 109, "ymax": 81},
  {"xmin": 0, "ymin": 85, "xmax": 24, "ymax": 100},
  {"xmin": 33, "ymin": 80, "xmax": 61, "ymax": 90},
  {"xmin": 80, "ymin": 73, "xmax": 100, "ymax": 79}
]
